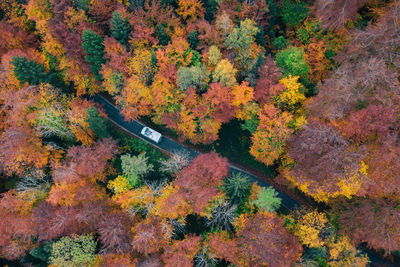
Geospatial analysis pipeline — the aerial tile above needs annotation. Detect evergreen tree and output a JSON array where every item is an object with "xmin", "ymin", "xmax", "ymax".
[
  {"xmin": 224, "ymin": 172, "xmax": 252, "ymax": 205},
  {"xmin": 187, "ymin": 30, "xmax": 199, "ymax": 50},
  {"xmin": 11, "ymin": 56, "xmax": 47, "ymax": 85},
  {"xmin": 280, "ymin": 0, "xmax": 309, "ymax": 27},
  {"xmin": 154, "ymin": 23, "xmax": 171, "ymax": 46},
  {"xmin": 86, "ymin": 107, "xmax": 111, "ymax": 140},
  {"xmin": 110, "ymin": 12, "xmax": 131, "ymax": 47},
  {"xmin": 82, "ymin": 29, "xmax": 106, "ymax": 80}
]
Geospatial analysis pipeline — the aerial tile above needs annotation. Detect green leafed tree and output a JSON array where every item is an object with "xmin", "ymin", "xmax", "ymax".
[
  {"xmin": 187, "ymin": 30, "xmax": 199, "ymax": 50},
  {"xmin": 49, "ymin": 234, "xmax": 96, "ymax": 267},
  {"xmin": 154, "ymin": 23, "xmax": 170, "ymax": 46},
  {"xmin": 11, "ymin": 56, "xmax": 47, "ymax": 85},
  {"xmin": 280, "ymin": 0, "xmax": 309, "ymax": 27},
  {"xmin": 121, "ymin": 153, "xmax": 154, "ymax": 187},
  {"xmin": 177, "ymin": 64, "xmax": 207, "ymax": 92},
  {"xmin": 224, "ymin": 19, "xmax": 259, "ymax": 71},
  {"xmin": 110, "ymin": 12, "xmax": 131, "ymax": 47},
  {"xmin": 36, "ymin": 106, "xmax": 74, "ymax": 141},
  {"xmin": 275, "ymin": 46, "xmax": 309, "ymax": 81},
  {"xmin": 82, "ymin": 29, "xmax": 106, "ymax": 80},
  {"xmin": 251, "ymin": 186, "xmax": 281, "ymax": 212},
  {"xmin": 86, "ymin": 107, "xmax": 111, "ymax": 140},
  {"xmin": 224, "ymin": 172, "xmax": 252, "ymax": 205}
]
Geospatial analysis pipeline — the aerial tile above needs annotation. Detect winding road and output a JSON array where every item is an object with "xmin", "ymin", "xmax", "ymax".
[{"xmin": 91, "ymin": 94, "xmax": 397, "ymax": 267}]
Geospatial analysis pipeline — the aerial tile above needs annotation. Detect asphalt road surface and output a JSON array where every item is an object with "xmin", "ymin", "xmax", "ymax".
[{"xmin": 91, "ymin": 94, "xmax": 397, "ymax": 267}]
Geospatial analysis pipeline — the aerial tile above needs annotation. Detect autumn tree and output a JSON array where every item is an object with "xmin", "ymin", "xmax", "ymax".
[
  {"xmin": 173, "ymin": 152, "xmax": 229, "ymax": 214},
  {"xmin": 97, "ymin": 212, "xmax": 132, "ymax": 254},
  {"xmin": 341, "ymin": 104, "xmax": 395, "ymax": 143},
  {"xmin": 176, "ymin": 0, "xmax": 205, "ymax": 22},
  {"xmin": 314, "ymin": 0, "xmax": 368, "ymax": 30},
  {"xmin": 224, "ymin": 19, "xmax": 260, "ymax": 72},
  {"xmin": 131, "ymin": 216, "xmax": 171, "ymax": 255},
  {"xmin": 254, "ymin": 55, "xmax": 284, "ymax": 104},
  {"xmin": 177, "ymin": 65, "xmax": 208, "ymax": 92},
  {"xmin": 250, "ymin": 104, "xmax": 293, "ymax": 166},
  {"xmin": 162, "ymin": 235, "xmax": 202, "ymax": 267},
  {"xmin": 0, "ymin": 190, "xmax": 37, "ymax": 260},
  {"xmin": 110, "ymin": 12, "xmax": 131, "ymax": 47},
  {"xmin": 286, "ymin": 121, "xmax": 367, "ymax": 202},
  {"xmin": 234, "ymin": 211, "xmax": 302, "ymax": 266},
  {"xmin": 82, "ymin": 29, "xmax": 106, "ymax": 80},
  {"xmin": 212, "ymin": 59, "xmax": 237, "ymax": 88},
  {"xmin": 336, "ymin": 198, "xmax": 400, "ymax": 254}
]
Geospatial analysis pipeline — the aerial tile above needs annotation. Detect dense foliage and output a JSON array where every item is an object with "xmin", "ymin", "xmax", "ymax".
[{"xmin": 0, "ymin": 0, "xmax": 398, "ymax": 266}]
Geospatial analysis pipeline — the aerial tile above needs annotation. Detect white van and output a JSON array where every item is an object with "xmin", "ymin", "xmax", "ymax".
[{"xmin": 140, "ymin": 127, "xmax": 162, "ymax": 143}]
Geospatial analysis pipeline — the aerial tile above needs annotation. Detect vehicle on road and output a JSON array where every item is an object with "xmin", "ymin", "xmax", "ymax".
[{"xmin": 140, "ymin": 126, "xmax": 162, "ymax": 143}]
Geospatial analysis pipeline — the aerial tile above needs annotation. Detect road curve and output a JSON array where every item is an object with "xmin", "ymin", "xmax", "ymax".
[{"xmin": 91, "ymin": 94, "xmax": 396, "ymax": 267}]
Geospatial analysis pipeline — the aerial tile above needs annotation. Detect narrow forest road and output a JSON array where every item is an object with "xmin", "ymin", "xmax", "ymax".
[{"xmin": 90, "ymin": 94, "xmax": 396, "ymax": 267}]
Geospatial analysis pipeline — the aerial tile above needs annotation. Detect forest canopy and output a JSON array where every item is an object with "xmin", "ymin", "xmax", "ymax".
[{"xmin": 0, "ymin": 0, "xmax": 399, "ymax": 266}]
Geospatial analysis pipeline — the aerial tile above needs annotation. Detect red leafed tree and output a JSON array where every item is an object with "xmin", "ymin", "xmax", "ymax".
[
  {"xmin": 52, "ymin": 138, "xmax": 117, "ymax": 184},
  {"xmin": 206, "ymin": 231, "xmax": 240, "ymax": 265},
  {"xmin": 103, "ymin": 36, "xmax": 129, "ymax": 75},
  {"xmin": 173, "ymin": 152, "xmax": 229, "ymax": 214},
  {"xmin": 254, "ymin": 56, "xmax": 285, "ymax": 105},
  {"xmin": 63, "ymin": 138, "xmax": 118, "ymax": 181},
  {"xmin": 203, "ymin": 83, "xmax": 236, "ymax": 123},
  {"xmin": 234, "ymin": 211, "xmax": 302, "ymax": 267},
  {"xmin": 131, "ymin": 0, "xmax": 178, "ymax": 28},
  {"xmin": 49, "ymin": 21, "xmax": 90, "ymax": 73},
  {"xmin": 287, "ymin": 121, "xmax": 365, "ymax": 202},
  {"xmin": 0, "ymin": 191, "xmax": 36, "ymax": 260},
  {"xmin": 89, "ymin": 0, "xmax": 118, "ymax": 28},
  {"xmin": 0, "ymin": 22, "xmax": 38, "ymax": 57},
  {"xmin": 162, "ymin": 235, "xmax": 202, "ymax": 267},
  {"xmin": 336, "ymin": 198, "xmax": 400, "ymax": 254},
  {"xmin": 313, "ymin": 0, "xmax": 368, "ymax": 30},
  {"xmin": 341, "ymin": 104, "xmax": 395, "ymax": 143},
  {"xmin": 97, "ymin": 212, "xmax": 133, "ymax": 254},
  {"xmin": 131, "ymin": 216, "xmax": 171, "ymax": 255}
]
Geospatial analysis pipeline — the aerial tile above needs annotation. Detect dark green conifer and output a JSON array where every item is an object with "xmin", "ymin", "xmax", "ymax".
[
  {"xmin": 82, "ymin": 29, "xmax": 105, "ymax": 80},
  {"xmin": 110, "ymin": 12, "xmax": 131, "ymax": 47}
]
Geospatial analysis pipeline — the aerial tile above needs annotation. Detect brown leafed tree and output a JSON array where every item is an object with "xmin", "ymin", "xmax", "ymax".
[
  {"xmin": 336, "ymin": 198, "xmax": 400, "ymax": 254},
  {"xmin": 313, "ymin": 0, "xmax": 368, "ymax": 30},
  {"xmin": 234, "ymin": 211, "xmax": 302, "ymax": 267},
  {"xmin": 287, "ymin": 121, "xmax": 365, "ymax": 202},
  {"xmin": 131, "ymin": 216, "xmax": 171, "ymax": 255},
  {"xmin": 97, "ymin": 212, "xmax": 133, "ymax": 254}
]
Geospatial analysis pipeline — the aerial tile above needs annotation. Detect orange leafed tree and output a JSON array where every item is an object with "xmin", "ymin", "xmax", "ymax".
[
  {"xmin": 250, "ymin": 104, "xmax": 292, "ymax": 166},
  {"xmin": 162, "ymin": 235, "xmax": 202, "ymax": 266}
]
